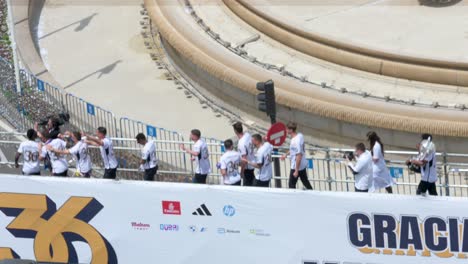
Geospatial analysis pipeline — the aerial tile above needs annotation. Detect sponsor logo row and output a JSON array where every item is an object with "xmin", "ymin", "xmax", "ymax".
[
  {"xmin": 162, "ymin": 201, "xmax": 236, "ymax": 217},
  {"xmin": 131, "ymin": 223, "xmax": 270, "ymax": 236}
]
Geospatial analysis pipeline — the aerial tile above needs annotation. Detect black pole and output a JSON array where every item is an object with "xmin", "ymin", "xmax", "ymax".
[{"xmin": 270, "ymin": 114, "xmax": 282, "ymax": 188}]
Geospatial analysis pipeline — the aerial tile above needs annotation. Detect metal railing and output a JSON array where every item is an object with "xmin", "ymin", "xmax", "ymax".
[{"xmin": 1, "ymin": 132, "xmax": 468, "ymax": 196}]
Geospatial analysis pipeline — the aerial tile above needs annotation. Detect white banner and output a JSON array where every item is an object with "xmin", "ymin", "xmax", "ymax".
[{"xmin": 0, "ymin": 175, "xmax": 467, "ymax": 264}]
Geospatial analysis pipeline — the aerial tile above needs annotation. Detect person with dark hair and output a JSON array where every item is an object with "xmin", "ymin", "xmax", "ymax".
[
  {"xmin": 346, "ymin": 143, "xmax": 373, "ymax": 192},
  {"xmin": 233, "ymin": 122, "xmax": 255, "ymax": 186},
  {"xmin": 47, "ymin": 131, "xmax": 92, "ymax": 178},
  {"xmin": 366, "ymin": 131, "xmax": 394, "ymax": 193},
  {"xmin": 85, "ymin": 127, "xmax": 118, "ymax": 179},
  {"xmin": 15, "ymin": 129, "xmax": 42, "ymax": 176},
  {"xmin": 408, "ymin": 134, "xmax": 438, "ymax": 196},
  {"xmin": 180, "ymin": 129, "xmax": 211, "ymax": 184},
  {"xmin": 281, "ymin": 122, "xmax": 313, "ymax": 190},
  {"xmin": 242, "ymin": 134, "xmax": 273, "ymax": 187},
  {"xmin": 136, "ymin": 133, "xmax": 158, "ymax": 181},
  {"xmin": 219, "ymin": 139, "xmax": 241, "ymax": 186},
  {"xmin": 40, "ymin": 132, "xmax": 68, "ymax": 177}
]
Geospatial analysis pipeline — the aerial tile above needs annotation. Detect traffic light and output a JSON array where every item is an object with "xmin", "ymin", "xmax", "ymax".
[{"xmin": 256, "ymin": 80, "xmax": 276, "ymax": 118}]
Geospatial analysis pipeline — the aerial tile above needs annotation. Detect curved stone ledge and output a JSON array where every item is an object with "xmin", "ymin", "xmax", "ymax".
[
  {"xmin": 224, "ymin": 0, "xmax": 468, "ymax": 87},
  {"xmin": 144, "ymin": 0, "xmax": 468, "ymax": 151}
]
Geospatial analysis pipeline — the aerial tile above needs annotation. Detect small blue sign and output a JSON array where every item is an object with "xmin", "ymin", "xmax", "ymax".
[
  {"xmin": 390, "ymin": 167, "xmax": 404, "ymax": 179},
  {"xmin": 86, "ymin": 103, "xmax": 95, "ymax": 116},
  {"xmin": 220, "ymin": 141, "xmax": 226, "ymax": 153},
  {"xmin": 223, "ymin": 205, "xmax": 236, "ymax": 217},
  {"xmin": 308, "ymin": 159, "xmax": 314, "ymax": 169},
  {"xmin": 37, "ymin": 80, "xmax": 45, "ymax": 91},
  {"xmin": 146, "ymin": 125, "xmax": 157, "ymax": 138}
]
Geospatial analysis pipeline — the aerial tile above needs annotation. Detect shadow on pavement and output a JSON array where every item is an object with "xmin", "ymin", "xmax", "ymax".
[
  {"xmin": 64, "ymin": 60, "xmax": 123, "ymax": 89},
  {"xmin": 419, "ymin": 0, "xmax": 464, "ymax": 7},
  {"xmin": 39, "ymin": 13, "xmax": 98, "ymax": 39}
]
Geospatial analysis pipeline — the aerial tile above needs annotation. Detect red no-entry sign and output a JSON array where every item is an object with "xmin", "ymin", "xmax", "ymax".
[{"xmin": 266, "ymin": 122, "xmax": 287, "ymax": 146}]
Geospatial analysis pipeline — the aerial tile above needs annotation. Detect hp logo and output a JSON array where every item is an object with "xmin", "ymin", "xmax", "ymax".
[{"xmin": 223, "ymin": 205, "xmax": 236, "ymax": 217}]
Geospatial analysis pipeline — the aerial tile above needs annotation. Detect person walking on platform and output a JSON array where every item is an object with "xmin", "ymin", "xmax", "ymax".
[
  {"xmin": 281, "ymin": 122, "xmax": 313, "ymax": 190},
  {"xmin": 408, "ymin": 134, "xmax": 438, "ymax": 196},
  {"xmin": 219, "ymin": 139, "xmax": 241, "ymax": 186},
  {"xmin": 233, "ymin": 122, "xmax": 255, "ymax": 186},
  {"xmin": 15, "ymin": 129, "xmax": 42, "ymax": 176},
  {"xmin": 136, "ymin": 133, "xmax": 158, "ymax": 181},
  {"xmin": 180, "ymin": 129, "xmax": 211, "ymax": 184},
  {"xmin": 85, "ymin": 127, "xmax": 119, "ymax": 179},
  {"xmin": 242, "ymin": 134, "xmax": 273, "ymax": 188},
  {"xmin": 367, "ymin": 131, "xmax": 394, "ymax": 193}
]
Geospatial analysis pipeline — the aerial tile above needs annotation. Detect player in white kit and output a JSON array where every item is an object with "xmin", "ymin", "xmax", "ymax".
[
  {"xmin": 219, "ymin": 139, "xmax": 242, "ymax": 186},
  {"xmin": 281, "ymin": 122, "xmax": 313, "ymax": 190},
  {"xmin": 15, "ymin": 129, "xmax": 42, "ymax": 176},
  {"xmin": 47, "ymin": 131, "xmax": 92, "ymax": 178},
  {"xmin": 180, "ymin": 129, "xmax": 211, "ymax": 184},
  {"xmin": 136, "ymin": 133, "xmax": 158, "ymax": 181},
  {"xmin": 85, "ymin": 127, "xmax": 118, "ymax": 179},
  {"xmin": 40, "ymin": 135, "xmax": 68, "ymax": 177},
  {"xmin": 242, "ymin": 134, "xmax": 273, "ymax": 187},
  {"xmin": 233, "ymin": 122, "xmax": 255, "ymax": 186}
]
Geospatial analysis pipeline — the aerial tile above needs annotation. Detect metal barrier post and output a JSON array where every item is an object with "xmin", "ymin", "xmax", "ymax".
[
  {"xmin": 326, "ymin": 149, "xmax": 332, "ymax": 191},
  {"xmin": 443, "ymin": 152, "xmax": 450, "ymax": 196}
]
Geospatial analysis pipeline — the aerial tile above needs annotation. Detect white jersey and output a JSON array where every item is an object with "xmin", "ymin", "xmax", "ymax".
[
  {"xmin": 42, "ymin": 139, "xmax": 68, "ymax": 174},
  {"xmin": 220, "ymin": 150, "xmax": 241, "ymax": 185},
  {"xmin": 255, "ymin": 142, "xmax": 273, "ymax": 181},
  {"xmin": 369, "ymin": 142, "xmax": 394, "ymax": 192},
  {"xmin": 237, "ymin": 132, "xmax": 255, "ymax": 170},
  {"xmin": 193, "ymin": 139, "xmax": 211, "ymax": 175},
  {"xmin": 69, "ymin": 141, "xmax": 92, "ymax": 174},
  {"xmin": 421, "ymin": 151, "xmax": 438, "ymax": 183},
  {"xmin": 17, "ymin": 140, "xmax": 41, "ymax": 174},
  {"xmin": 290, "ymin": 133, "xmax": 307, "ymax": 171},
  {"xmin": 348, "ymin": 150, "xmax": 373, "ymax": 191},
  {"xmin": 142, "ymin": 141, "xmax": 158, "ymax": 170},
  {"xmin": 100, "ymin": 137, "xmax": 118, "ymax": 169}
]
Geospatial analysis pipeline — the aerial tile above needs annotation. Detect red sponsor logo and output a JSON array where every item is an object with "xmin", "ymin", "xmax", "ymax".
[
  {"xmin": 131, "ymin": 222, "xmax": 151, "ymax": 230},
  {"xmin": 162, "ymin": 201, "xmax": 181, "ymax": 215}
]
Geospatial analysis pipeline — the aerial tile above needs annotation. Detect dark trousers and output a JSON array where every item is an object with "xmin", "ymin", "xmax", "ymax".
[
  {"xmin": 243, "ymin": 169, "xmax": 255, "ymax": 186},
  {"xmin": 193, "ymin": 174, "xmax": 207, "ymax": 184},
  {"xmin": 386, "ymin": 187, "xmax": 393, "ymax": 194},
  {"xmin": 82, "ymin": 171, "xmax": 92, "ymax": 178},
  {"xmin": 289, "ymin": 169, "xmax": 313, "ymax": 190},
  {"xmin": 53, "ymin": 170, "xmax": 68, "ymax": 177},
  {"xmin": 255, "ymin": 179, "xmax": 270, "ymax": 188},
  {"xmin": 104, "ymin": 168, "xmax": 117, "ymax": 179},
  {"xmin": 355, "ymin": 188, "xmax": 368, "ymax": 193},
  {"xmin": 23, "ymin": 171, "xmax": 41, "ymax": 176},
  {"xmin": 417, "ymin": 180, "xmax": 438, "ymax": 196},
  {"xmin": 144, "ymin": 166, "xmax": 158, "ymax": 181}
]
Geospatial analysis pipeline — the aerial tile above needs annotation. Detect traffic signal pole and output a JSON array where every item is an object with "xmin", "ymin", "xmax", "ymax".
[{"xmin": 256, "ymin": 80, "xmax": 282, "ymax": 188}]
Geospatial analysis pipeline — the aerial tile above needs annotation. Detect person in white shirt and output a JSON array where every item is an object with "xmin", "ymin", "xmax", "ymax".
[
  {"xmin": 408, "ymin": 134, "xmax": 438, "ymax": 196},
  {"xmin": 47, "ymin": 131, "xmax": 92, "ymax": 178},
  {"xmin": 233, "ymin": 122, "xmax": 255, "ymax": 186},
  {"xmin": 85, "ymin": 127, "xmax": 118, "ymax": 179},
  {"xmin": 136, "ymin": 133, "xmax": 158, "ymax": 181},
  {"xmin": 219, "ymin": 139, "xmax": 241, "ymax": 186},
  {"xmin": 180, "ymin": 129, "xmax": 211, "ymax": 184},
  {"xmin": 242, "ymin": 134, "xmax": 273, "ymax": 188},
  {"xmin": 40, "ymin": 136, "xmax": 68, "ymax": 177},
  {"xmin": 346, "ymin": 143, "xmax": 373, "ymax": 192},
  {"xmin": 281, "ymin": 122, "xmax": 313, "ymax": 190},
  {"xmin": 15, "ymin": 129, "xmax": 42, "ymax": 176},
  {"xmin": 367, "ymin": 131, "xmax": 394, "ymax": 193}
]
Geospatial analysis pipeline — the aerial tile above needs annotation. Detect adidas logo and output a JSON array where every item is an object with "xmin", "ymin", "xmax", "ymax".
[{"xmin": 192, "ymin": 204, "xmax": 212, "ymax": 216}]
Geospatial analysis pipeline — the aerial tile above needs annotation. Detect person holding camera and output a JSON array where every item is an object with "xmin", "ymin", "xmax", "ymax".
[
  {"xmin": 346, "ymin": 143, "xmax": 373, "ymax": 192},
  {"xmin": 407, "ymin": 134, "xmax": 438, "ymax": 196}
]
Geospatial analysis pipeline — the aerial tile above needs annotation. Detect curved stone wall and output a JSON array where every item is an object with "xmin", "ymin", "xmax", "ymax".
[
  {"xmin": 147, "ymin": 0, "xmax": 468, "ymax": 151},
  {"xmin": 224, "ymin": 0, "xmax": 468, "ymax": 87}
]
